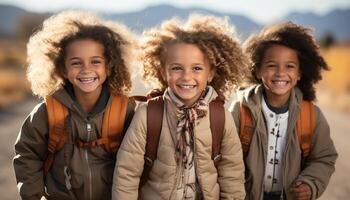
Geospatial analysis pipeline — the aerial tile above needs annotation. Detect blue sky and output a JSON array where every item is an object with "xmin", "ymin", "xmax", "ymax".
[{"xmin": 1, "ymin": 0, "xmax": 349, "ymax": 23}]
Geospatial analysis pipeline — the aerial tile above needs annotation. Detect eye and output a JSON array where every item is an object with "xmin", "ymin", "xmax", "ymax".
[
  {"xmin": 193, "ymin": 65, "xmax": 203, "ymax": 71},
  {"xmin": 287, "ymin": 63, "xmax": 297, "ymax": 68},
  {"xmin": 91, "ymin": 59, "xmax": 102, "ymax": 65},
  {"xmin": 71, "ymin": 61, "xmax": 82, "ymax": 67},
  {"xmin": 266, "ymin": 63, "xmax": 276, "ymax": 68},
  {"xmin": 169, "ymin": 64, "xmax": 182, "ymax": 71}
]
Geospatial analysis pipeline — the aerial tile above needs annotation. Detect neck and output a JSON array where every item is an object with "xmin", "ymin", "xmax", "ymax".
[
  {"xmin": 264, "ymin": 92, "xmax": 289, "ymax": 108},
  {"xmin": 75, "ymin": 91, "xmax": 100, "ymax": 114}
]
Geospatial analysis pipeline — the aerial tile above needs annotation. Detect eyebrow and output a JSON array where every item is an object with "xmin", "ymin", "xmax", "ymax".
[{"xmin": 68, "ymin": 56, "xmax": 104, "ymax": 61}]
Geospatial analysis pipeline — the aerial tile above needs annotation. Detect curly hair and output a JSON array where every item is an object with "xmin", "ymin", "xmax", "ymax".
[
  {"xmin": 141, "ymin": 14, "xmax": 248, "ymax": 99},
  {"xmin": 26, "ymin": 10, "xmax": 138, "ymax": 98},
  {"xmin": 243, "ymin": 21, "xmax": 329, "ymax": 101}
]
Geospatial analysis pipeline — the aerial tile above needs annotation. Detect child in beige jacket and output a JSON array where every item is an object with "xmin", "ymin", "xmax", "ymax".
[{"xmin": 113, "ymin": 14, "xmax": 248, "ymax": 200}]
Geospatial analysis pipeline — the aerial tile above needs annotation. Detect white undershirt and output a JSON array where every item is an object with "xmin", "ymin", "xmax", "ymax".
[{"xmin": 262, "ymin": 97, "xmax": 289, "ymax": 192}]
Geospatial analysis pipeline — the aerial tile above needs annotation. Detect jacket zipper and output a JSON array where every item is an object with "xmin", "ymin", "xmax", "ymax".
[{"xmin": 86, "ymin": 123, "xmax": 93, "ymax": 200}]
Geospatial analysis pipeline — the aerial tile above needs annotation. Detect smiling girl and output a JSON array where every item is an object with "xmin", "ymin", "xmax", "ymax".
[
  {"xmin": 112, "ymin": 15, "xmax": 248, "ymax": 200},
  {"xmin": 13, "ymin": 11, "xmax": 137, "ymax": 200},
  {"xmin": 230, "ymin": 22, "xmax": 338, "ymax": 200}
]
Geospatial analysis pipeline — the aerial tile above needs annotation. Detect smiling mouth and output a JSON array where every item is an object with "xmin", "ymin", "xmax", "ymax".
[
  {"xmin": 77, "ymin": 77, "xmax": 98, "ymax": 84},
  {"xmin": 178, "ymin": 84, "xmax": 196, "ymax": 89},
  {"xmin": 272, "ymin": 80, "xmax": 289, "ymax": 86}
]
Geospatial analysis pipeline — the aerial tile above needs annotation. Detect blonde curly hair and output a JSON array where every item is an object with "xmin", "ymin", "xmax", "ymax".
[
  {"xmin": 141, "ymin": 14, "xmax": 248, "ymax": 98},
  {"xmin": 27, "ymin": 10, "xmax": 138, "ymax": 98}
]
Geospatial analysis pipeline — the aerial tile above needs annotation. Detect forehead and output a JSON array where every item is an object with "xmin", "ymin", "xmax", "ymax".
[
  {"xmin": 66, "ymin": 39, "xmax": 104, "ymax": 56},
  {"xmin": 263, "ymin": 44, "xmax": 298, "ymax": 60},
  {"xmin": 164, "ymin": 43, "xmax": 207, "ymax": 62}
]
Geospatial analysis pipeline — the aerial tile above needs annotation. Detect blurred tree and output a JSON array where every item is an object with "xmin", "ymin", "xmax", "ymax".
[
  {"xmin": 319, "ymin": 31, "xmax": 336, "ymax": 49},
  {"xmin": 15, "ymin": 13, "xmax": 49, "ymax": 41}
]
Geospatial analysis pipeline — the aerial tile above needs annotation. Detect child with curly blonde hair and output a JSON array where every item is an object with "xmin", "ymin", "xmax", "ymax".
[
  {"xmin": 13, "ymin": 11, "xmax": 137, "ymax": 199},
  {"xmin": 230, "ymin": 22, "xmax": 337, "ymax": 200},
  {"xmin": 113, "ymin": 14, "xmax": 248, "ymax": 200}
]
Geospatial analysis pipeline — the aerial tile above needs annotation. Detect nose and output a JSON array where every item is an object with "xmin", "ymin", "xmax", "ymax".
[
  {"xmin": 276, "ymin": 65, "xmax": 286, "ymax": 75},
  {"xmin": 182, "ymin": 69, "xmax": 193, "ymax": 80},
  {"xmin": 81, "ymin": 62, "xmax": 92, "ymax": 72}
]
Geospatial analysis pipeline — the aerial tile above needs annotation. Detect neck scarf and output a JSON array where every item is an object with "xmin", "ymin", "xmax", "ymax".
[
  {"xmin": 167, "ymin": 88, "xmax": 209, "ymax": 167},
  {"xmin": 165, "ymin": 87, "xmax": 213, "ymax": 199}
]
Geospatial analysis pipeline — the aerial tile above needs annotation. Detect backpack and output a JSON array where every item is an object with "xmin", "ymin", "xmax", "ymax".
[
  {"xmin": 134, "ymin": 93, "xmax": 226, "ymax": 187},
  {"xmin": 239, "ymin": 100, "xmax": 316, "ymax": 159},
  {"xmin": 43, "ymin": 95, "xmax": 129, "ymax": 175}
]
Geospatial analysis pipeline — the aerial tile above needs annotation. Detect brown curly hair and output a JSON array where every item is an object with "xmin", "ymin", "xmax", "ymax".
[
  {"xmin": 243, "ymin": 21, "xmax": 329, "ymax": 101},
  {"xmin": 141, "ymin": 14, "xmax": 248, "ymax": 99},
  {"xmin": 27, "ymin": 11, "xmax": 138, "ymax": 98}
]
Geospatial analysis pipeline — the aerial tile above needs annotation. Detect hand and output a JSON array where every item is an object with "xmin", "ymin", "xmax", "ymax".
[{"xmin": 290, "ymin": 181, "xmax": 312, "ymax": 200}]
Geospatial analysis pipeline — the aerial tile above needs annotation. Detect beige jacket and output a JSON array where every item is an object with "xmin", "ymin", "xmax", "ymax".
[
  {"xmin": 112, "ymin": 89, "xmax": 245, "ymax": 200},
  {"xmin": 230, "ymin": 85, "xmax": 338, "ymax": 200}
]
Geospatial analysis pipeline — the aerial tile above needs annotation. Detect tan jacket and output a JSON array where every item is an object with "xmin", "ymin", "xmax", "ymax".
[
  {"xmin": 13, "ymin": 85, "xmax": 135, "ymax": 200},
  {"xmin": 230, "ymin": 85, "xmax": 338, "ymax": 200},
  {"xmin": 112, "ymin": 90, "xmax": 245, "ymax": 200}
]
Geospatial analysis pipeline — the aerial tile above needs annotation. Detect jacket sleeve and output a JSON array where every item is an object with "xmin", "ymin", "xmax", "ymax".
[
  {"xmin": 229, "ymin": 100, "xmax": 241, "ymax": 132},
  {"xmin": 217, "ymin": 110, "xmax": 246, "ymax": 200},
  {"xmin": 296, "ymin": 106, "xmax": 338, "ymax": 199},
  {"xmin": 13, "ymin": 102, "xmax": 48, "ymax": 200},
  {"xmin": 123, "ymin": 97, "xmax": 136, "ymax": 134},
  {"xmin": 112, "ymin": 103, "xmax": 148, "ymax": 200}
]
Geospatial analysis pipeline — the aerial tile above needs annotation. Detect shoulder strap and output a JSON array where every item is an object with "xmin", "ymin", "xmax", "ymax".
[
  {"xmin": 44, "ymin": 96, "xmax": 69, "ymax": 175},
  {"xmin": 139, "ymin": 96, "xmax": 164, "ymax": 187},
  {"xmin": 209, "ymin": 96, "xmax": 225, "ymax": 168},
  {"xmin": 102, "ymin": 95, "xmax": 129, "ymax": 152},
  {"xmin": 297, "ymin": 100, "xmax": 316, "ymax": 159},
  {"xmin": 239, "ymin": 104, "xmax": 254, "ymax": 157},
  {"xmin": 75, "ymin": 95, "xmax": 129, "ymax": 153}
]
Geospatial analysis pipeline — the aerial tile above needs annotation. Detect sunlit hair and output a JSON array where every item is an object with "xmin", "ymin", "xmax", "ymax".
[
  {"xmin": 141, "ymin": 14, "xmax": 248, "ymax": 99},
  {"xmin": 244, "ymin": 21, "xmax": 329, "ymax": 101},
  {"xmin": 27, "ymin": 10, "xmax": 138, "ymax": 98}
]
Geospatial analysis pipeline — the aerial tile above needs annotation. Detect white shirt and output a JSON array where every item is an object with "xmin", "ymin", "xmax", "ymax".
[{"xmin": 262, "ymin": 97, "xmax": 289, "ymax": 192}]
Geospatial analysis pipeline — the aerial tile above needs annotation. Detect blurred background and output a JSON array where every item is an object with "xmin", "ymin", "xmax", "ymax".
[{"xmin": 0, "ymin": 0, "xmax": 349, "ymax": 199}]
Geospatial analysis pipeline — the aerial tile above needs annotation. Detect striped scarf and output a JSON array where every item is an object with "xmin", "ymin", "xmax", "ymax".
[{"xmin": 166, "ymin": 88, "xmax": 209, "ymax": 168}]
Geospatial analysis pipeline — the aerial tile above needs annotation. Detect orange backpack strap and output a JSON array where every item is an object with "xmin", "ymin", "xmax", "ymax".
[
  {"xmin": 44, "ymin": 96, "xmax": 69, "ymax": 175},
  {"xmin": 297, "ymin": 100, "xmax": 316, "ymax": 159},
  {"xmin": 209, "ymin": 96, "xmax": 225, "ymax": 168},
  {"xmin": 139, "ymin": 96, "xmax": 164, "ymax": 187},
  {"xmin": 76, "ymin": 95, "xmax": 129, "ymax": 153},
  {"xmin": 239, "ymin": 104, "xmax": 254, "ymax": 157}
]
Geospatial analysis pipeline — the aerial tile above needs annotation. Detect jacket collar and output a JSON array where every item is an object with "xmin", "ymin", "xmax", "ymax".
[
  {"xmin": 237, "ymin": 84, "xmax": 304, "ymax": 120},
  {"xmin": 52, "ymin": 81, "xmax": 111, "ymax": 118}
]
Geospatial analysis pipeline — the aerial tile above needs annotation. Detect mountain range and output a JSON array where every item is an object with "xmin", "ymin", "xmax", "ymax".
[{"xmin": 0, "ymin": 4, "xmax": 349, "ymax": 41}]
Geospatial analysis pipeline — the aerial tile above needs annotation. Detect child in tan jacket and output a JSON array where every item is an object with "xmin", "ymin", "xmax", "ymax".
[
  {"xmin": 113, "ymin": 15, "xmax": 248, "ymax": 200},
  {"xmin": 230, "ymin": 22, "xmax": 338, "ymax": 200}
]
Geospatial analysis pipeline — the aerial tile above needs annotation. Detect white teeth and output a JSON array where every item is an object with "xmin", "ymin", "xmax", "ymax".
[
  {"xmin": 273, "ymin": 80, "xmax": 288, "ymax": 86},
  {"xmin": 179, "ymin": 85, "xmax": 195, "ymax": 89},
  {"xmin": 78, "ymin": 77, "xmax": 96, "ymax": 83}
]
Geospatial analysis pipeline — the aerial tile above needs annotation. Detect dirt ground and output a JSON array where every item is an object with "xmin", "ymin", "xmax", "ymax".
[{"xmin": 0, "ymin": 96, "xmax": 349, "ymax": 200}]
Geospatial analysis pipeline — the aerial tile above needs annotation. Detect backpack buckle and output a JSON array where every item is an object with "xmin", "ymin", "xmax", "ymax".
[
  {"xmin": 144, "ymin": 156, "xmax": 153, "ymax": 167},
  {"xmin": 213, "ymin": 154, "xmax": 222, "ymax": 162}
]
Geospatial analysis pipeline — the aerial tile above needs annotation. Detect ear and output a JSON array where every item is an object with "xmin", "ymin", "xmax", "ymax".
[
  {"xmin": 160, "ymin": 66, "xmax": 166, "ymax": 79},
  {"xmin": 106, "ymin": 66, "xmax": 111, "ymax": 77},
  {"xmin": 254, "ymin": 68, "xmax": 261, "ymax": 80},
  {"xmin": 207, "ymin": 67, "xmax": 216, "ymax": 83},
  {"xmin": 60, "ymin": 66, "xmax": 68, "ymax": 78}
]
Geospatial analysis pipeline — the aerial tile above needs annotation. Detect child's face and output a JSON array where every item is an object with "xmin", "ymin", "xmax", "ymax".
[
  {"xmin": 162, "ymin": 43, "xmax": 215, "ymax": 106},
  {"xmin": 64, "ymin": 39, "xmax": 108, "ymax": 99},
  {"xmin": 256, "ymin": 44, "xmax": 300, "ymax": 106}
]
